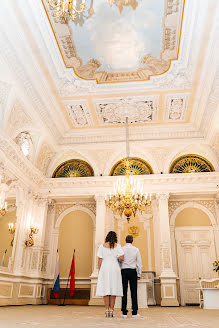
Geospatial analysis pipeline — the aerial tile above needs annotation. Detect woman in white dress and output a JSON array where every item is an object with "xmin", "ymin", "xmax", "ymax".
[{"xmin": 96, "ymin": 231, "xmax": 124, "ymax": 317}]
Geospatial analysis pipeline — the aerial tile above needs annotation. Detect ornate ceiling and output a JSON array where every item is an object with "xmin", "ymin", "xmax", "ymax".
[
  {"xmin": 42, "ymin": 0, "xmax": 184, "ymax": 83},
  {"xmin": 0, "ymin": 0, "xmax": 218, "ymax": 147}
]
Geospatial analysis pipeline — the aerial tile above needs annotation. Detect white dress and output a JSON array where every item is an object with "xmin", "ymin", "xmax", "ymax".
[{"xmin": 96, "ymin": 244, "xmax": 124, "ymax": 297}]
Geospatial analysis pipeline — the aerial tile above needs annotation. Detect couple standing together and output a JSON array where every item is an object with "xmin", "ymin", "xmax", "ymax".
[{"xmin": 96, "ymin": 231, "xmax": 142, "ymax": 318}]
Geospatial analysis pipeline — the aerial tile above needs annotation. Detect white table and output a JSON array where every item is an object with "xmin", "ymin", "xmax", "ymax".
[{"xmin": 202, "ymin": 288, "xmax": 219, "ymax": 309}]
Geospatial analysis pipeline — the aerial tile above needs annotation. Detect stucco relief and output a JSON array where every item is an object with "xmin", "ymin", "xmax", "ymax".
[
  {"xmin": 212, "ymin": 134, "xmax": 219, "ymax": 162},
  {"xmin": 95, "ymin": 96, "xmax": 158, "ymax": 125},
  {"xmin": 168, "ymin": 201, "xmax": 186, "ymax": 218},
  {"xmin": 164, "ymin": 94, "xmax": 189, "ymax": 122},
  {"xmin": 55, "ymin": 203, "xmax": 96, "ymax": 222},
  {"xmin": 35, "ymin": 142, "xmax": 54, "ymax": 175},
  {"xmin": 7, "ymin": 101, "xmax": 32, "ymax": 135},
  {"xmin": 0, "ymin": 80, "xmax": 11, "ymax": 113},
  {"xmin": 169, "ymin": 200, "xmax": 217, "ymax": 222},
  {"xmin": 64, "ymin": 102, "xmax": 93, "ymax": 127}
]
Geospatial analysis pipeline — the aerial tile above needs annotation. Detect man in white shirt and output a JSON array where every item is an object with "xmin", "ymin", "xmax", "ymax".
[{"xmin": 121, "ymin": 235, "xmax": 142, "ymax": 318}]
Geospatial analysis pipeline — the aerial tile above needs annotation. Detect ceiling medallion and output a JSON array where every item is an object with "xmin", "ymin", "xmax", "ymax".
[
  {"xmin": 52, "ymin": 159, "xmax": 94, "ymax": 177},
  {"xmin": 105, "ymin": 117, "xmax": 151, "ymax": 223},
  {"xmin": 169, "ymin": 154, "xmax": 215, "ymax": 173},
  {"xmin": 47, "ymin": 0, "xmax": 89, "ymax": 22},
  {"xmin": 108, "ymin": 0, "xmax": 139, "ymax": 13}
]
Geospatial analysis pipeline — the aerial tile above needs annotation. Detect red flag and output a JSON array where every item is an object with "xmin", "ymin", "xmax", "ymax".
[{"xmin": 70, "ymin": 249, "xmax": 75, "ymax": 297}]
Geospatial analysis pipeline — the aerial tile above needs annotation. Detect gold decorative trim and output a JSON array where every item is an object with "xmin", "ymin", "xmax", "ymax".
[
  {"xmin": 110, "ymin": 157, "xmax": 153, "ymax": 176},
  {"xmin": 52, "ymin": 159, "xmax": 94, "ymax": 177},
  {"xmin": 41, "ymin": 0, "xmax": 185, "ymax": 84},
  {"xmin": 169, "ymin": 154, "xmax": 215, "ymax": 173}
]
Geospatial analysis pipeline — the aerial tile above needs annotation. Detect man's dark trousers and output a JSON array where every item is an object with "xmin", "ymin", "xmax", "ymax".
[{"xmin": 121, "ymin": 268, "xmax": 138, "ymax": 315}]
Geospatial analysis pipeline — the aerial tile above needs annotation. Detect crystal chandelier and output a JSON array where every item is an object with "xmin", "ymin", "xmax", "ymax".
[
  {"xmin": 47, "ymin": 0, "xmax": 87, "ymax": 22},
  {"xmin": 105, "ymin": 117, "xmax": 151, "ymax": 223}
]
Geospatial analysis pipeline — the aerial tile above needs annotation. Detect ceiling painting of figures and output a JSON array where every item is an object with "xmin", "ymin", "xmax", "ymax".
[{"xmin": 42, "ymin": 0, "xmax": 185, "ymax": 83}]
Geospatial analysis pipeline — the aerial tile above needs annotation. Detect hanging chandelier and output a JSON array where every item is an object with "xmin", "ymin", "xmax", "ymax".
[
  {"xmin": 47, "ymin": 0, "xmax": 87, "ymax": 22},
  {"xmin": 105, "ymin": 117, "xmax": 151, "ymax": 223},
  {"xmin": 108, "ymin": 0, "xmax": 139, "ymax": 13}
]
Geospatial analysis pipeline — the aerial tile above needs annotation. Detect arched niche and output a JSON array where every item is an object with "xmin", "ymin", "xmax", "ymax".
[
  {"xmin": 57, "ymin": 210, "xmax": 94, "ymax": 278},
  {"xmin": 170, "ymin": 202, "xmax": 216, "ymax": 227},
  {"xmin": 52, "ymin": 159, "xmax": 94, "ymax": 178},
  {"xmin": 110, "ymin": 157, "xmax": 154, "ymax": 176},
  {"xmin": 169, "ymin": 154, "xmax": 215, "ymax": 173},
  {"xmin": 175, "ymin": 208, "xmax": 211, "ymax": 227}
]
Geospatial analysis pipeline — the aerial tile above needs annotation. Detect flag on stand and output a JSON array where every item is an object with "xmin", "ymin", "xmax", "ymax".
[
  {"xmin": 52, "ymin": 250, "xmax": 60, "ymax": 298},
  {"xmin": 0, "ymin": 249, "xmax": 7, "ymax": 267},
  {"xmin": 70, "ymin": 249, "xmax": 75, "ymax": 297}
]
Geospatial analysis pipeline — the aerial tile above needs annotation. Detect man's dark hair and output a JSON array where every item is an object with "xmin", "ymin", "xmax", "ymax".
[{"xmin": 125, "ymin": 235, "xmax": 133, "ymax": 243}]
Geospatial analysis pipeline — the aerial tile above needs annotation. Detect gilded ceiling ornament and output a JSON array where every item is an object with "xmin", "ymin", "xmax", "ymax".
[
  {"xmin": 169, "ymin": 154, "xmax": 214, "ymax": 173},
  {"xmin": 128, "ymin": 226, "xmax": 139, "ymax": 238},
  {"xmin": 110, "ymin": 157, "xmax": 153, "ymax": 176},
  {"xmin": 52, "ymin": 159, "xmax": 94, "ymax": 177}
]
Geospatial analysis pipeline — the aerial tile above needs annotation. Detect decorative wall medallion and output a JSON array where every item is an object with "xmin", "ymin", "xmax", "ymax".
[
  {"xmin": 128, "ymin": 226, "xmax": 139, "ymax": 238},
  {"xmin": 52, "ymin": 159, "xmax": 94, "ymax": 177},
  {"xmin": 110, "ymin": 157, "xmax": 153, "ymax": 176},
  {"xmin": 42, "ymin": 0, "xmax": 184, "ymax": 83},
  {"xmin": 169, "ymin": 154, "xmax": 215, "ymax": 173},
  {"xmin": 95, "ymin": 96, "xmax": 159, "ymax": 125},
  {"xmin": 164, "ymin": 93, "xmax": 189, "ymax": 122},
  {"xmin": 63, "ymin": 101, "xmax": 93, "ymax": 127}
]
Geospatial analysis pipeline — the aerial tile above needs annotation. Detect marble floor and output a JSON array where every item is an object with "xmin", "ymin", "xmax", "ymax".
[{"xmin": 0, "ymin": 305, "xmax": 219, "ymax": 328}]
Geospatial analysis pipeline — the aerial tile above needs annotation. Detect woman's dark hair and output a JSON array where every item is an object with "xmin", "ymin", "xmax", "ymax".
[{"xmin": 105, "ymin": 231, "xmax": 117, "ymax": 248}]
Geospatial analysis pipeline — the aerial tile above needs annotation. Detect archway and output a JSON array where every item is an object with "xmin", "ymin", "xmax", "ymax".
[
  {"xmin": 170, "ymin": 204, "xmax": 217, "ymax": 305},
  {"xmin": 57, "ymin": 209, "xmax": 94, "ymax": 279}
]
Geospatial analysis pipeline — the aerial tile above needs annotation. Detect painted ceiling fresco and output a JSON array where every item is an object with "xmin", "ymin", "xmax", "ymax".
[{"xmin": 43, "ymin": 0, "xmax": 185, "ymax": 83}]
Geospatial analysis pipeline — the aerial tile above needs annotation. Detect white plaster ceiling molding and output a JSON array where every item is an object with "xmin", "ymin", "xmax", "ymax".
[
  {"xmin": 17, "ymin": 0, "xmax": 207, "ymax": 100},
  {"xmin": 35, "ymin": 142, "xmax": 55, "ymax": 175},
  {"xmin": 63, "ymin": 100, "xmax": 93, "ymax": 127},
  {"xmin": 0, "ymin": 81, "xmax": 11, "ymax": 121},
  {"xmin": 0, "ymin": 134, "xmax": 44, "ymax": 188},
  {"xmin": 164, "ymin": 93, "xmax": 190, "ymax": 122},
  {"xmin": 95, "ymin": 96, "xmax": 159, "ymax": 125},
  {"xmin": 7, "ymin": 101, "xmax": 32, "ymax": 136},
  {"xmin": 42, "ymin": 0, "xmax": 184, "ymax": 83}
]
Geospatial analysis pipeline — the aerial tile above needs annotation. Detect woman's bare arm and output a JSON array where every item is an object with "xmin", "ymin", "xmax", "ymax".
[
  {"xmin": 118, "ymin": 255, "xmax": 124, "ymax": 263},
  {"xmin": 98, "ymin": 257, "xmax": 103, "ymax": 270}
]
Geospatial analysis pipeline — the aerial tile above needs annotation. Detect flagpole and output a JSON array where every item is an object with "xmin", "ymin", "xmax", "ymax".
[{"xmin": 59, "ymin": 249, "xmax": 75, "ymax": 306}]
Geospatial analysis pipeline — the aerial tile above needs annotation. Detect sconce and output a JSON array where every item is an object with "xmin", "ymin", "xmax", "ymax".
[
  {"xmin": 25, "ymin": 225, "xmax": 39, "ymax": 247},
  {"xmin": 0, "ymin": 200, "xmax": 7, "ymax": 216},
  {"xmin": 8, "ymin": 223, "xmax": 15, "ymax": 247}
]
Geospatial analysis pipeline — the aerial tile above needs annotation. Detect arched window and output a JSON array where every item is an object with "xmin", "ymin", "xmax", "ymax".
[
  {"xmin": 52, "ymin": 159, "xmax": 94, "ymax": 178},
  {"xmin": 169, "ymin": 154, "xmax": 214, "ymax": 173},
  {"xmin": 110, "ymin": 157, "xmax": 153, "ymax": 176}
]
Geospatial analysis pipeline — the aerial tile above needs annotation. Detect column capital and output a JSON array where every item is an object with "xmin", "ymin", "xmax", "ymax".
[
  {"xmin": 94, "ymin": 194, "xmax": 105, "ymax": 203},
  {"xmin": 156, "ymin": 192, "xmax": 169, "ymax": 201}
]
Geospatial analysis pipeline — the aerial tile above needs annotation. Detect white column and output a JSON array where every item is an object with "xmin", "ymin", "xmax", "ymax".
[
  {"xmin": 157, "ymin": 193, "xmax": 179, "ymax": 306},
  {"xmin": 152, "ymin": 199, "xmax": 161, "ymax": 276},
  {"xmin": 12, "ymin": 186, "xmax": 29, "ymax": 274},
  {"xmin": 89, "ymin": 194, "xmax": 106, "ymax": 305}
]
